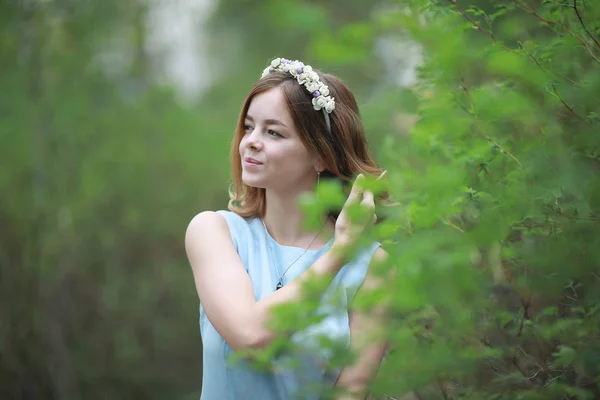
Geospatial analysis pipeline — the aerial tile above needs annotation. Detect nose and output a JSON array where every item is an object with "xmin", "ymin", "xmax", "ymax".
[{"xmin": 244, "ymin": 126, "xmax": 263, "ymax": 151}]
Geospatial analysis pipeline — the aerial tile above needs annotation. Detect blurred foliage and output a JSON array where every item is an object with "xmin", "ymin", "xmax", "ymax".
[
  {"xmin": 246, "ymin": 0, "xmax": 600, "ymax": 399},
  {"xmin": 0, "ymin": 0, "xmax": 226, "ymax": 398},
  {"xmin": 2, "ymin": 0, "xmax": 600, "ymax": 399}
]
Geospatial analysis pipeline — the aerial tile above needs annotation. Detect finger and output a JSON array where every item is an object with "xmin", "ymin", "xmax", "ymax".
[
  {"xmin": 377, "ymin": 170, "xmax": 388, "ymax": 180},
  {"xmin": 361, "ymin": 190, "xmax": 375, "ymax": 210},
  {"xmin": 371, "ymin": 213, "xmax": 378, "ymax": 225},
  {"xmin": 345, "ymin": 174, "xmax": 365, "ymax": 205}
]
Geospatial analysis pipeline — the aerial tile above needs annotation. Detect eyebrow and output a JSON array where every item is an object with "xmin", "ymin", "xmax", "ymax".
[{"xmin": 245, "ymin": 114, "xmax": 288, "ymax": 128}]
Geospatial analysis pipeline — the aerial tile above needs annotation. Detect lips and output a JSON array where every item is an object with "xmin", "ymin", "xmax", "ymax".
[{"xmin": 244, "ymin": 157, "xmax": 263, "ymax": 165}]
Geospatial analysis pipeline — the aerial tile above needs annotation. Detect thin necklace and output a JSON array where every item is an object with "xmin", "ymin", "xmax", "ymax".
[{"xmin": 261, "ymin": 218, "xmax": 328, "ymax": 291}]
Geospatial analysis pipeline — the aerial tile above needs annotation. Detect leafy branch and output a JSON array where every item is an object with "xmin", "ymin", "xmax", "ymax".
[
  {"xmin": 442, "ymin": 217, "xmax": 465, "ymax": 233},
  {"xmin": 460, "ymin": 79, "xmax": 523, "ymax": 167},
  {"xmin": 445, "ymin": 0, "xmax": 496, "ymax": 40},
  {"xmin": 518, "ymin": 44, "xmax": 580, "ymax": 86},
  {"xmin": 515, "ymin": 0, "xmax": 600, "ymax": 64},
  {"xmin": 573, "ymin": 0, "xmax": 600, "ymax": 50},
  {"xmin": 446, "ymin": 0, "xmax": 582, "ymax": 87},
  {"xmin": 446, "ymin": 2, "xmax": 590, "ymax": 132},
  {"xmin": 550, "ymin": 83, "xmax": 589, "ymax": 125}
]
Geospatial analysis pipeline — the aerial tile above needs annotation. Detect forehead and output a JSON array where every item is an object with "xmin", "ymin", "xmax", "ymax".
[{"xmin": 246, "ymin": 86, "xmax": 291, "ymax": 122}]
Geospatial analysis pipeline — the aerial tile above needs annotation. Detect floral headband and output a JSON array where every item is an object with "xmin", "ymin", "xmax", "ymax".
[{"xmin": 261, "ymin": 57, "xmax": 335, "ymax": 131}]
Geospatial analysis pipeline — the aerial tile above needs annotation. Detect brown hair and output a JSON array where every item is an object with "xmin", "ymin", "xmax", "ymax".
[{"xmin": 228, "ymin": 68, "xmax": 384, "ymax": 218}]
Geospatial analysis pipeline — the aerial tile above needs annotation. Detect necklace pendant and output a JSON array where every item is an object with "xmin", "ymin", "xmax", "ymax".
[{"xmin": 276, "ymin": 281, "xmax": 283, "ymax": 290}]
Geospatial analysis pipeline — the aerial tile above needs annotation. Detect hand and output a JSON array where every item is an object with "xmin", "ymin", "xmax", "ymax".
[{"xmin": 332, "ymin": 173, "xmax": 379, "ymax": 253}]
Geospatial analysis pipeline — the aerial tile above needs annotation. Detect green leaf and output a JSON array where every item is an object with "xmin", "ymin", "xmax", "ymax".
[{"xmin": 552, "ymin": 345, "xmax": 577, "ymax": 368}]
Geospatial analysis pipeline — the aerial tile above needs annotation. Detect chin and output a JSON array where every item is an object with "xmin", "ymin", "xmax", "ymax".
[{"xmin": 241, "ymin": 174, "xmax": 266, "ymax": 189}]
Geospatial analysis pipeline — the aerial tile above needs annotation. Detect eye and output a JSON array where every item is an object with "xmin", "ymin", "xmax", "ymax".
[
  {"xmin": 267, "ymin": 130, "xmax": 283, "ymax": 138},
  {"xmin": 243, "ymin": 123, "xmax": 253, "ymax": 132}
]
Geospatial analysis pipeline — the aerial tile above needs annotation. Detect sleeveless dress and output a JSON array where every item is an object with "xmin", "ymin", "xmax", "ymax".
[{"xmin": 199, "ymin": 210, "xmax": 381, "ymax": 400}]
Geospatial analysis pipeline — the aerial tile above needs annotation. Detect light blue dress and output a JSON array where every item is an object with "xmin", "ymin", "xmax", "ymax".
[{"xmin": 199, "ymin": 210, "xmax": 380, "ymax": 400}]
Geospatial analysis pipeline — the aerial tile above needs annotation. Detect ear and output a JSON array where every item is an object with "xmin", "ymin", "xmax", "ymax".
[
  {"xmin": 313, "ymin": 159, "xmax": 326, "ymax": 174},
  {"xmin": 311, "ymin": 151, "xmax": 326, "ymax": 174}
]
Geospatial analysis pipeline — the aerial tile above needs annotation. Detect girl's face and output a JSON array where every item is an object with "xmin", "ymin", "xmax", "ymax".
[{"xmin": 239, "ymin": 86, "xmax": 321, "ymax": 194}]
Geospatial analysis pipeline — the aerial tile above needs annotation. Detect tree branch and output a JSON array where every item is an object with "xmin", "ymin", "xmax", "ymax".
[
  {"xmin": 551, "ymin": 84, "xmax": 589, "ymax": 125},
  {"xmin": 446, "ymin": 1, "xmax": 584, "ymax": 86},
  {"xmin": 460, "ymin": 80, "xmax": 523, "ymax": 167},
  {"xmin": 443, "ymin": 218, "xmax": 465, "ymax": 233},
  {"xmin": 518, "ymin": 45, "xmax": 580, "ymax": 86},
  {"xmin": 516, "ymin": 0, "xmax": 600, "ymax": 64},
  {"xmin": 512, "ymin": 356, "xmax": 535, "ymax": 386},
  {"xmin": 445, "ymin": 0, "xmax": 496, "ymax": 40},
  {"xmin": 573, "ymin": 0, "xmax": 600, "ymax": 50}
]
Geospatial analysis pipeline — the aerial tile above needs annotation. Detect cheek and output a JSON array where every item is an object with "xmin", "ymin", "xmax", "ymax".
[
  {"xmin": 238, "ymin": 136, "xmax": 247, "ymax": 156},
  {"xmin": 274, "ymin": 147, "xmax": 313, "ymax": 172},
  {"xmin": 272, "ymin": 144, "xmax": 300, "ymax": 162}
]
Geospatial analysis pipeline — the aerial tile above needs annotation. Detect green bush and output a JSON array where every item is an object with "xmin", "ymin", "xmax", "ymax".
[{"xmin": 256, "ymin": 0, "xmax": 600, "ymax": 399}]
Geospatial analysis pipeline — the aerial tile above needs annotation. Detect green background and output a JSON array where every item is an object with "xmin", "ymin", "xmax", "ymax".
[{"xmin": 2, "ymin": 0, "xmax": 599, "ymax": 398}]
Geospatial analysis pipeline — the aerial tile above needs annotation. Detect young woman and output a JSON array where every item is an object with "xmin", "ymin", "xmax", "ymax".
[{"xmin": 186, "ymin": 58, "xmax": 388, "ymax": 400}]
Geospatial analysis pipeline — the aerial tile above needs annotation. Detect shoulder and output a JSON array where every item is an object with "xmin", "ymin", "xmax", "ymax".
[
  {"xmin": 185, "ymin": 211, "xmax": 230, "ymax": 245},
  {"xmin": 185, "ymin": 211, "xmax": 246, "ymax": 260},
  {"xmin": 187, "ymin": 210, "xmax": 248, "ymax": 232},
  {"xmin": 347, "ymin": 241, "xmax": 384, "ymax": 269},
  {"xmin": 362, "ymin": 246, "xmax": 389, "ymax": 291},
  {"xmin": 186, "ymin": 210, "xmax": 255, "ymax": 251},
  {"xmin": 370, "ymin": 246, "xmax": 388, "ymax": 264},
  {"xmin": 335, "ymin": 242, "xmax": 384, "ymax": 298}
]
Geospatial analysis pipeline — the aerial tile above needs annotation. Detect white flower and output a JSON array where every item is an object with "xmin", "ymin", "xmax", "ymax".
[
  {"xmin": 270, "ymin": 58, "xmax": 282, "ymax": 68},
  {"xmin": 261, "ymin": 67, "xmax": 271, "ymax": 78},
  {"xmin": 290, "ymin": 61, "xmax": 304, "ymax": 75},
  {"xmin": 262, "ymin": 57, "xmax": 336, "ymax": 114},
  {"xmin": 312, "ymin": 96, "xmax": 327, "ymax": 111},
  {"xmin": 297, "ymin": 67, "xmax": 320, "ymax": 85},
  {"xmin": 324, "ymin": 97, "xmax": 335, "ymax": 113},
  {"xmin": 288, "ymin": 62, "xmax": 297, "ymax": 76},
  {"xmin": 305, "ymin": 81, "xmax": 320, "ymax": 93},
  {"xmin": 297, "ymin": 72, "xmax": 311, "ymax": 84}
]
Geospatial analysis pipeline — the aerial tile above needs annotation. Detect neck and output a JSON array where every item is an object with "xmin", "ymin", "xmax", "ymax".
[{"xmin": 262, "ymin": 189, "xmax": 333, "ymax": 248}]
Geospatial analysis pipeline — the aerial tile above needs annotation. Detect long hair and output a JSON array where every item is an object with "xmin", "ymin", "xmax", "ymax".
[{"xmin": 228, "ymin": 69, "xmax": 383, "ymax": 218}]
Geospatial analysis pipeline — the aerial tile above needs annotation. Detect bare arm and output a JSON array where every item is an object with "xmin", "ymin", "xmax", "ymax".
[{"xmin": 334, "ymin": 247, "xmax": 390, "ymax": 400}]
